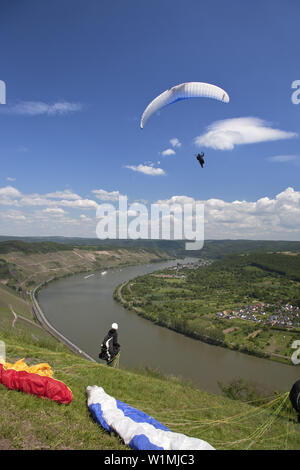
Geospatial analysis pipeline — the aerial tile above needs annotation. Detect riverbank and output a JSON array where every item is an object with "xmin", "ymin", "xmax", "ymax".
[
  {"xmin": 114, "ymin": 275, "xmax": 297, "ymax": 365},
  {"xmin": 31, "ymin": 282, "xmax": 96, "ymax": 362}
]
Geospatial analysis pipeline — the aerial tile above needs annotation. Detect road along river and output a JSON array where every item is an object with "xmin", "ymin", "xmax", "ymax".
[{"xmin": 38, "ymin": 258, "xmax": 300, "ymax": 395}]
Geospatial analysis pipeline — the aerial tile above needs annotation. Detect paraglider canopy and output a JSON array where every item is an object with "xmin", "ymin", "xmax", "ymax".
[
  {"xmin": 140, "ymin": 81, "xmax": 229, "ymax": 129},
  {"xmin": 290, "ymin": 380, "xmax": 300, "ymax": 415}
]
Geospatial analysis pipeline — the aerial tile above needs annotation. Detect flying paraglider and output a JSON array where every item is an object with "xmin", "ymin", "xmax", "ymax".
[
  {"xmin": 196, "ymin": 152, "xmax": 205, "ymax": 168},
  {"xmin": 140, "ymin": 82, "xmax": 229, "ymax": 129}
]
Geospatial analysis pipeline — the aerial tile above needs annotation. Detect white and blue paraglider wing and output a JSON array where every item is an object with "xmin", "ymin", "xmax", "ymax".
[
  {"xmin": 140, "ymin": 81, "xmax": 229, "ymax": 129},
  {"xmin": 87, "ymin": 385, "xmax": 214, "ymax": 450}
]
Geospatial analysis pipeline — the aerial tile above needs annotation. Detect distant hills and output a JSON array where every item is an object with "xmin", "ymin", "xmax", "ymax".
[{"xmin": 1, "ymin": 236, "xmax": 300, "ymax": 259}]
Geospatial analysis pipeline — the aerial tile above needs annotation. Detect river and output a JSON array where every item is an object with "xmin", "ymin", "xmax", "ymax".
[{"xmin": 38, "ymin": 258, "xmax": 300, "ymax": 395}]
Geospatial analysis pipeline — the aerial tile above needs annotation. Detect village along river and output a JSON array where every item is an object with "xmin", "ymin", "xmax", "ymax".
[{"xmin": 38, "ymin": 258, "xmax": 300, "ymax": 395}]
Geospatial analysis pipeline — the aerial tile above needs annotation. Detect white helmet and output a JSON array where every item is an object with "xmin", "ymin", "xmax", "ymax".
[{"xmin": 111, "ymin": 322, "xmax": 118, "ymax": 330}]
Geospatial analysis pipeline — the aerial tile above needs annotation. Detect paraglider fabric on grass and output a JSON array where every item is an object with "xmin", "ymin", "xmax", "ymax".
[
  {"xmin": 0, "ymin": 358, "xmax": 72, "ymax": 404},
  {"xmin": 87, "ymin": 385, "xmax": 214, "ymax": 450}
]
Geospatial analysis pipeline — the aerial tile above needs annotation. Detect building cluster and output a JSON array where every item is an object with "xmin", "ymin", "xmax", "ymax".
[
  {"xmin": 152, "ymin": 273, "xmax": 186, "ymax": 279},
  {"xmin": 169, "ymin": 259, "xmax": 213, "ymax": 271},
  {"xmin": 158, "ymin": 259, "xmax": 212, "ymax": 278},
  {"xmin": 216, "ymin": 302, "xmax": 300, "ymax": 328}
]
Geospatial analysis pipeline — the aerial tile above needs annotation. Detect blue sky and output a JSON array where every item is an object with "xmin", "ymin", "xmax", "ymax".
[{"xmin": 1, "ymin": 0, "xmax": 300, "ymax": 240}]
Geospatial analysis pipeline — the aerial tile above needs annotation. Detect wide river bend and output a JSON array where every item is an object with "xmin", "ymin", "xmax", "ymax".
[{"xmin": 39, "ymin": 258, "xmax": 300, "ymax": 395}]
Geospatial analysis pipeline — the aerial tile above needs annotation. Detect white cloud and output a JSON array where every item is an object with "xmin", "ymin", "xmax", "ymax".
[
  {"xmin": 275, "ymin": 186, "xmax": 300, "ymax": 204},
  {"xmin": 125, "ymin": 164, "xmax": 165, "ymax": 176},
  {"xmin": 154, "ymin": 187, "xmax": 300, "ymax": 239},
  {"xmin": 156, "ymin": 195, "xmax": 196, "ymax": 205},
  {"xmin": 44, "ymin": 190, "xmax": 82, "ymax": 200},
  {"xmin": 0, "ymin": 186, "xmax": 21, "ymax": 197},
  {"xmin": 195, "ymin": 117, "xmax": 297, "ymax": 150},
  {"xmin": 0, "ymin": 186, "xmax": 22, "ymax": 200},
  {"xmin": 3, "ymin": 101, "xmax": 83, "ymax": 116},
  {"xmin": 80, "ymin": 214, "xmax": 94, "ymax": 222},
  {"xmin": 58, "ymin": 198, "xmax": 98, "ymax": 209},
  {"xmin": 1, "ymin": 184, "xmax": 300, "ymax": 240},
  {"xmin": 267, "ymin": 155, "xmax": 299, "ymax": 163},
  {"xmin": 42, "ymin": 208, "xmax": 66, "ymax": 216},
  {"xmin": 1, "ymin": 210, "xmax": 26, "ymax": 221},
  {"xmin": 6, "ymin": 177, "xmax": 16, "ymax": 182},
  {"xmin": 0, "ymin": 186, "xmax": 100, "ymax": 237},
  {"xmin": 170, "ymin": 138, "xmax": 182, "ymax": 148},
  {"xmin": 92, "ymin": 189, "xmax": 124, "ymax": 201},
  {"xmin": 0, "ymin": 185, "xmax": 98, "ymax": 209},
  {"xmin": 161, "ymin": 148, "xmax": 176, "ymax": 156}
]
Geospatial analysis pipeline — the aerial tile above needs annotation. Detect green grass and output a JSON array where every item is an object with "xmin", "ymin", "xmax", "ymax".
[{"xmin": 0, "ymin": 284, "xmax": 32, "ymax": 318}]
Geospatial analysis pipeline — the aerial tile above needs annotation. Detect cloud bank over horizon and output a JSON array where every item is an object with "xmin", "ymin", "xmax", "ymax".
[{"xmin": 0, "ymin": 185, "xmax": 300, "ymax": 241}]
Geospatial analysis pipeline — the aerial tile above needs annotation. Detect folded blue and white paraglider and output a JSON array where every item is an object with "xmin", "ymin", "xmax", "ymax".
[{"xmin": 87, "ymin": 385, "xmax": 214, "ymax": 450}]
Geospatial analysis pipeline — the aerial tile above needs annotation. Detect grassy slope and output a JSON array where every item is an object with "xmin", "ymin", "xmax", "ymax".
[
  {"xmin": 0, "ymin": 286, "xmax": 300, "ymax": 450},
  {"xmin": 0, "ymin": 284, "xmax": 32, "ymax": 317}
]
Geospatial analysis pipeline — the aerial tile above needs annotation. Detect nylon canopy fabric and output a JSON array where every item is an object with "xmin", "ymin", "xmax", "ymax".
[
  {"xmin": 290, "ymin": 380, "xmax": 300, "ymax": 413},
  {"xmin": 0, "ymin": 358, "xmax": 72, "ymax": 404},
  {"xmin": 140, "ymin": 81, "xmax": 229, "ymax": 128},
  {"xmin": 0, "ymin": 358, "xmax": 53, "ymax": 376},
  {"xmin": 87, "ymin": 385, "xmax": 214, "ymax": 450}
]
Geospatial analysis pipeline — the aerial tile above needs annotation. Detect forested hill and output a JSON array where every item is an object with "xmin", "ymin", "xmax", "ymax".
[
  {"xmin": 0, "ymin": 240, "xmax": 74, "ymax": 255},
  {"xmin": 1, "ymin": 237, "xmax": 300, "ymax": 259},
  {"xmin": 201, "ymin": 240, "xmax": 300, "ymax": 259},
  {"xmin": 213, "ymin": 252, "xmax": 300, "ymax": 282}
]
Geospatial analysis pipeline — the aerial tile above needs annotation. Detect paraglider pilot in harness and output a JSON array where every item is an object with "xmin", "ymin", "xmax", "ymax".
[
  {"xmin": 99, "ymin": 323, "xmax": 120, "ymax": 367},
  {"xmin": 196, "ymin": 152, "xmax": 205, "ymax": 168}
]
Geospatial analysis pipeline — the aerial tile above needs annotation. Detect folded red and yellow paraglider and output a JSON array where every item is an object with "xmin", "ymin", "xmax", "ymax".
[{"xmin": 0, "ymin": 358, "xmax": 72, "ymax": 404}]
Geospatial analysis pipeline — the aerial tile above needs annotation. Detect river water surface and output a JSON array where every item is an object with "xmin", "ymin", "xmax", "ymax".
[{"xmin": 39, "ymin": 258, "xmax": 300, "ymax": 394}]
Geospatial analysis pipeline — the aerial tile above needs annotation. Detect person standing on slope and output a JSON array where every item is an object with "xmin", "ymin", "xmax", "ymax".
[{"xmin": 99, "ymin": 323, "xmax": 120, "ymax": 367}]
